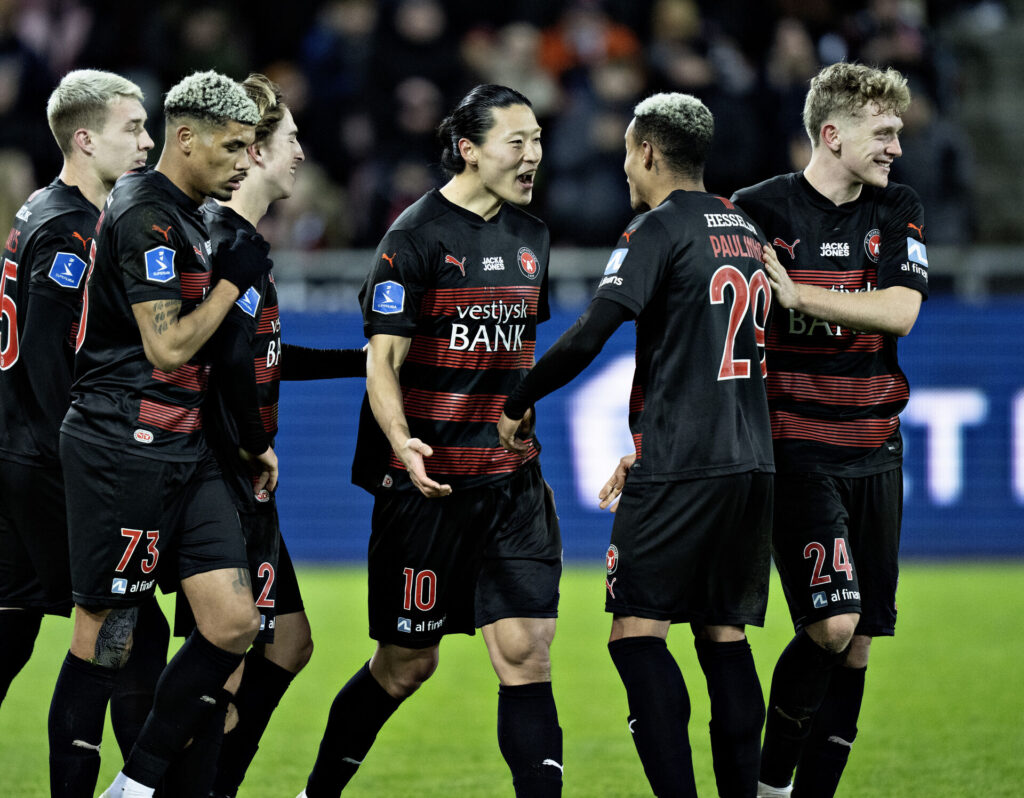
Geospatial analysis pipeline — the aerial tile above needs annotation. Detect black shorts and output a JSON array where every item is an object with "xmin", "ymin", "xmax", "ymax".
[
  {"xmin": 173, "ymin": 506, "xmax": 304, "ymax": 644},
  {"xmin": 604, "ymin": 471, "xmax": 773, "ymax": 627},
  {"xmin": 0, "ymin": 460, "xmax": 73, "ymax": 615},
  {"xmin": 772, "ymin": 469, "xmax": 902, "ymax": 637},
  {"xmin": 368, "ymin": 461, "xmax": 561, "ymax": 647},
  {"xmin": 61, "ymin": 435, "xmax": 248, "ymax": 610}
]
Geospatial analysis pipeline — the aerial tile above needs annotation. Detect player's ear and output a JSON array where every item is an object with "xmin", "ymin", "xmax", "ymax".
[
  {"xmin": 176, "ymin": 125, "xmax": 194, "ymax": 155},
  {"xmin": 72, "ymin": 128, "xmax": 93, "ymax": 156},
  {"xmin": 821, "ymin": 123, "xmax": 841, "ymax": 153},
  {"xmin": 642, "ymin": 140, "xmax": 655, "ymax": 170},
  {"xmin": 248, "ymin": 142, "xmax": 264, "ymax": 167},
  {"xmin": 457, "ymin": 137, "xmax": 477, "ymax": 168}
]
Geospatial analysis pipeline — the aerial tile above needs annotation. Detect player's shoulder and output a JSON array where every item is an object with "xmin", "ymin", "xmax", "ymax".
[
  {"xmin": 387, "ymin": 190, "xmax": 449, "ymax": 235},
  {"xmin": 18, "ymin": 179, "xmax": 96, "ymax": 231},
  {"xmin": 731, "ymin": 172, "xmax": 800, "ymax": 205},
  {"xmin": 498, "ymin": 201, "xmax": 548, "ymax": 236},
  {"xmin": 201, "ymin": 201, "xmax": 250, "ymax": 247},
  {"xmin": 874, "ymin": 180, "xmax": 923, "ymax": 215}
]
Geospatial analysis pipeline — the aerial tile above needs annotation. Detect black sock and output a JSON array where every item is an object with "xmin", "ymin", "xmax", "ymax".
[
  {"xmin": 497, "ymin": 681, "xmax": 563, "ymax": 797},
  {"xmin": 212, "ymin": 650, "xmax": 297, "ymax": 796},
  {"xmin": 0, "ymin": 609, "xmax": 42, "ymax": 705},
  {"xmin": 306, "ymin": 661, "xmax": 402, "ymax": 798},
  {"xmin": 111, "ymin": 597, "xmax": 169, "ymax": 760},
  {"xmin": 608, "ymin": 636, "xmax": 697, "ymax": 798},
  {"xmin": 122, "ymin": 630, "xmax": 244, "ymax": 788},
  {"xmin": 760, "ymin": 630, "xmax": 847, "ymax": 789},
  {"xmin": 48, "ymin": 652, "xmax": 117, "ymax": 798},
  {"xmin": 694, "ymin": 638, "xmax": 766, "ymax": 798},
  {"xmin": 160, "ymin": 687, "xmax": 232, "ymax": 798},
  {"xmin": 793, "ymin": 666, "xmax": 866, "ymax": 798}
]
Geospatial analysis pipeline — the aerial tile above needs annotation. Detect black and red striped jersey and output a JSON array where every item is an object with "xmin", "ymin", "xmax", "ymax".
[
  {"xmin": 201, "ymin": 202, "xmax": 281, "ymax": 510},
  {"xmin": 61, "ymin": 168, "xmax": 215, "ymax": 462},
  {"xmin": 0, "ymin": 179, "xmax": 98, "ymax": 466},
  {"xmin": 732, "ymin": 172, "xmax": 929, "ymax": 476},
  {"xmin": 594, "ymin": 190, "xmax": 774, "ymax": 481},
  {"xmin": 353, "ymin": 189, "xmax": 550, "ymax": 494}
]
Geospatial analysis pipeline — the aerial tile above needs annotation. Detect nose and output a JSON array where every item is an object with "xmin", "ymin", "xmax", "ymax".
[
  {"xmin": 235, "ymin": 149, "xmax": 252, "ymax": 171},
  {"xmin": 525, "ymin": 139, "xmax": 541, "ymax": 164},
  {"xmin": 140, "ymin": 127, "xmax": 155, "ymax": 151},
  {"xmin": 888, "ymin": 134, "xmax": 902, "ymax": 158},
  {"xmin": 296, "ymin": 143, "xmax": 305, "ymax": 163}
]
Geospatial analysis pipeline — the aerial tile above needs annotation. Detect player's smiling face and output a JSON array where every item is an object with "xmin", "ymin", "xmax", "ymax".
[
  {"xmin": 92, "ymin": 96, "xmax": 154, "ymax": 186},
  {"xmin": 472, "ymin": 104, "xmax": 541, "ymax": 206},
  {"xmin": 194, "ymin": 119, "xmax": 256, "ymax": 201},
  {"xmin": 261, "ymin": 107, "xmax": 305, "ymax": 201},
  {"xmin": 835, "ymin": 102, "xmax": 903, "ymax": 189}
]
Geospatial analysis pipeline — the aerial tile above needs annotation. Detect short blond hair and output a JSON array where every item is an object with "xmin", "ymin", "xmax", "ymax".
[
  {"xmin": 803, "ymin": 62, "xmax": 910, "ymax": 146},
  {"xmin": 632, "ymin": 92, "xmax": 714, "ymax": 178},
  {"xmin": 242, "ymin": 73, "xmax": 287, "ymax": 145},
  {"xmin": 46, "ymin": 69, "xmax": 145, "ymax": 156}
]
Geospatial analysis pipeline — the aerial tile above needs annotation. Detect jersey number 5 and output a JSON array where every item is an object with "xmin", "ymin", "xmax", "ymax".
[
  {"xmin": 709, "ymin": 265, "xmax": 771, "ymax": 381},
  {"xmin": 0, "ymin": 258, "xmax": 18, "ymax": 370}
]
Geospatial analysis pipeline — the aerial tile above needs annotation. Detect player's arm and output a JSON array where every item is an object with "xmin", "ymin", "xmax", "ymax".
[
  {"xmin": 20, "ymin": 291, "xmax": 79, "ymax": 434},
  {"xmin": 280, "ymin": 343, "xmax": 366, "ymax": 380},
  {"xmin": 366, "ymin": 333, "xmax": 451, "ymax": 498},
  {"xmin": 498, "ymin": 297, "xmax": 633, "ymax": 452},
  {"xmin": 762, "ymin": 243, "xmax": 922, "ymax": 336},
  {"xmin": 207, "ymin": 315, "xmax": 278, "ymax": 492},
  {"xmin": 598, "ymin": 453, "xmax": 637, "ymax": 513}
]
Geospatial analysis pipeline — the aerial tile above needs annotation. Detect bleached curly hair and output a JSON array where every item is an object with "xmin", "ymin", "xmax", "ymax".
[
  {"xmin": 164, "ymin": 70, "xmax": 259, "ymax": 127},
  {"xmin": 632, "ymin": 93, "xmax": 714, "ymax": 178},
  {"xmin": 803, "ymin": 62, "xmax": 910, "ymax": 146}
]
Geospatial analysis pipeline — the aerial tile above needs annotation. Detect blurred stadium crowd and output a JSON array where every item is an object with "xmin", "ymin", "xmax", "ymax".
[{"xmin": 0, "ymin": 0, "xmax": 1005, "ymax": 249}]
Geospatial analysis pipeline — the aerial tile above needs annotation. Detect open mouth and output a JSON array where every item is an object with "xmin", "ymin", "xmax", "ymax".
[{"xmin": 517, "ymin": 172, "xmax": 535, "ymax": 189}]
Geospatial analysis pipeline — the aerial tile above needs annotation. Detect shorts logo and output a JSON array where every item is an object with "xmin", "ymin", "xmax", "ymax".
[
  {"xmin": 236, "ymin": 286, "xmax": 260, "ymax": 317},
  {"xmin": 864, "ymin": 229, "xmax": 881, "ymax": 263},
  {"xmin": 372, "ymin": 281, "xmax": 404, "ymax": 314},
  {"xmin": 48, "ymin": 252, "xmax": 88, "ymax": 289},
  {"xmin": 144, "ymin": 246, "xmax": 176, "ymax": 283},
  {"xmin": 606, "ymin": 544, "xmax": 619, "ymax": 575},
  {"xmin": 382, "ymin": 474, "xmax": 394, "ymax": 488},
  {"xmin": 604, "ymin": 249, "xmax": 628, "ymax": 275},
  {"xmin": 111, "ymin": 578, "xmax": 127, "ymax": 595},
  {"xmin": 133, "ymin": 429, "xmax": 154, "ymax": 444},
  {"xmin": 254, "ymin": 489, "xmax": 270, "ymax": 503},
  {"xmin": 259, "ymin": 613, "xmax": 266, "ymax": 631},
  {"xmin": 397, "ymin": 617, "xmax": 412, "ymax": 633},
  {"xmin": 518, "ymin": 247, "xmax": 539, "ymax": 280},
  {"xmin": 812, "ymin": 591, "xmax": 828, "ymax": 609}
]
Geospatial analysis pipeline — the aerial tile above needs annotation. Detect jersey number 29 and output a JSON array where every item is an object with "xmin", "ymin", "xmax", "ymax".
[{"xmin": 709, "ymin": 265, "xmax": 771, "ymax": 381}]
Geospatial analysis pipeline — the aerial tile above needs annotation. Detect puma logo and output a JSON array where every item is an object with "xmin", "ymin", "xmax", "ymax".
[
  {"xmin": 605, "ymin": 577, "xmax": 616, "ymax": 599},
  {"xmin": 773, "ymin": 237, "xmax": 800, "ymax": 260},
  {"xmin": 381, "ymin": 252, "xmax": 396, "ymax": 268},
  {"xmin": 72, "ymin": 231, "xmax": 90, "ymax": 250},
  {"xmin": 444, "ymin": 254, "xmax": 466, "ymax": 276},
  {"xmin": 622, "ymin": 227, "xmax": 637, "ymax": 243},
  {"xmin": 151, "ymin": 224, "xmax": 172, "ymax": 241},
  {"xmin": 907, "ymin": 222, "xmax": 925, "ymax": 239}
]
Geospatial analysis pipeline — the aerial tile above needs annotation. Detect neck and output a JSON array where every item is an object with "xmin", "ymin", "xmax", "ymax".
[
  {"xmin": 439, "ymin": 173, "xmax": 504, "ymax": 221},
  {"xmin": 644, "ymin": 175, "xmax": 704, "ymax": 209},
  {"xmin": 57, "ymin": 159, "xmax": 113, "ymax": 211},
  {"xmin": 155, "ymin": 152, "xmax": 203, "ymax": 204},
  {"xmin": 220, "ymin": 181, "xmax": 270, "ymax": 228},
  {"xmin": 803, "ymin": 150, "xmax": 863, "ymax": 206}
]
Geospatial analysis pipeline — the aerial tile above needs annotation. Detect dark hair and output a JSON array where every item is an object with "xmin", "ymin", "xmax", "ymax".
[{"xmin": 437, "ymin": 84, "xmax": 532, "ymax": 175}]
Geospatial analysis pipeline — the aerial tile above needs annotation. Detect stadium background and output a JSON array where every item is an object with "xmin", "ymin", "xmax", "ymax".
[{"xmin": 1, "ymin": 0, "xmax": 1021, "ymax": 560}]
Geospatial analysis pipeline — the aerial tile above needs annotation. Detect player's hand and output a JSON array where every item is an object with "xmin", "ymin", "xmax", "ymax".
[
  {"xmin": 239, "ymin": 444, "xmax": 278, "ymax": 494},
  {"xmin": 762, "ymin": 243, "xmax": 800, "ymax": 310},
  {"xmin": 598, "ymin": 453, "xmax": 636, "ymax": 512},
  {"xmin": 216, "ymin": 229, "xmax": 273, "ymax": 295},
  {"xmin": 497, "ymin": 410, "xmax": 532, "ymax": 454},
  {"xmin": 399, "ymin": 437, "xmax": 452, "ymax": 498}
]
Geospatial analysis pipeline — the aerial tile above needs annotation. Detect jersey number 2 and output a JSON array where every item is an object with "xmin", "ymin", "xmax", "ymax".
[{"xmin": 708, "ymin": 265, "xmax": 771, "ymax": 381}]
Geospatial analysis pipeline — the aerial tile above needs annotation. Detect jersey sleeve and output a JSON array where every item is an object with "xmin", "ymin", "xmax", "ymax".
[
  {"xmin": 876, "ymin": 185, "xmax": 929, "ymax": 299},
  {"xmin": 207, "ymin": 311, "xmax": 269, "ymax": 455},
  {"xmin": 115, "ymin": 204, "xmax": 190, "ymax": 305},
  {"xmin": 359, "ymin": 229, "xmax": 429, "ymax": 338},
  {"xmin": 537, "ymin": 225, "xmax": 552, "ymax": 324},
  {"xmin": 26, "ymin": 211, "xmax": 96, "ymax": 310},
  {"xmin": 593, "ymin": 213, "xmax": 670, "ymax": 316}
]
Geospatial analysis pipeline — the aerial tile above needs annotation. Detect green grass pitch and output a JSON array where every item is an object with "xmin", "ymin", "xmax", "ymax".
[{"xmin": 2, "ymin": 562, "xmax": 1022, "ymax": 797}]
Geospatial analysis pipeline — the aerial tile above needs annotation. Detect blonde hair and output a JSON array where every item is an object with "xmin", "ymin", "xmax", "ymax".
[
  {"xmin": 46, "ymin": 69, "xmax": 145, "ymax": 156},
  {"xmin": 164, "ymin": 70, "xmax": 259, "ymax": 127},
  {"xmin": 241, "ymin": 73, "xmax": 287, "ymax": 145},
  {"xmin": 803, "ymin": 62, "xmax": 910, "ymax": 146},
  {"xmin": 632, "ymin": 92, "xmax": 714, "ymax": 178}
]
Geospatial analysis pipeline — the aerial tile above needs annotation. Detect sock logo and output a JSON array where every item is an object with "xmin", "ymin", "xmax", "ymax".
[{"xmin": 541, "ymin": 759, "xmax": 564, "ymax": 773}]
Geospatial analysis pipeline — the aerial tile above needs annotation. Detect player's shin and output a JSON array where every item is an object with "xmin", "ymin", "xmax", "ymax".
[
  {"xmin": 497, "ymin": 681, "xmax": 563, "ymax": 797},
  {"xmin": 608, "ymin": 636, "xmax": 697, "ymax": 798},
  {"xmin": 695, "ymin": 637, "xmax": 766, "ymax": 798},
  {"xmin": 0, "ymin": 608, "xmax": 43, "ymax": 705}
]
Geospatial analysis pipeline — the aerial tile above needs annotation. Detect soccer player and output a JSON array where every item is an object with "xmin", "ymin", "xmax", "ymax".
[
  {"xmin": 49, "ymin": 70, "xmax": 273, "ymax": 798},
  {"xmin": 730, "ymin": 63, "xmax": 928, "ymax": 798},
  {"xmin": 0, "ymin": 70, "xmax": 153, "ymax": 706},
  {"xmin": 497, "ymin": 92, "xmax": 775, "ymax": 798},
  {"xmin": 300, "ymin": 84, "xmax": 563, "ymax": 798},
  {"xmin": 190, "ymin": 72, "xmax": 366, "ymax": 797}
]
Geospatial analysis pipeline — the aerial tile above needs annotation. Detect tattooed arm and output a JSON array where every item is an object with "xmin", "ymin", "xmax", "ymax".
[{"xmin": 131, "ymin": 280, "xmax": 241, "ymax": 371}]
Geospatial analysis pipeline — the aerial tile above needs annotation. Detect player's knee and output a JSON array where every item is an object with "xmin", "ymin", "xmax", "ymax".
[
  {"xmin": 93, "ymin": 606, "xmax": 139, "ymax": 669},
  {"xmin": 200, "ymin": 602, "xmax": 260, "ymax": 653},
  {"xmin": 807, "ymin": 614, "xmax": 858, "ymax": 654},
  {"xmin": 375, "ymin": 647, "xmax": 438, "ymax": 698}
]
